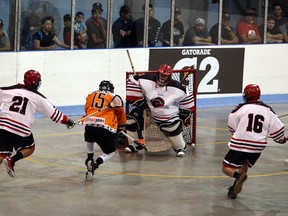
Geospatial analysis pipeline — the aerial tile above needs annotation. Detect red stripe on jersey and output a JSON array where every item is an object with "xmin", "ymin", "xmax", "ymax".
[
  {"xmin": 270, "ymin": 126, "xmax": 284, "ymax": 136},
  {"xmin": 231, "ymin": 137, "xmax": 267, "ymax": 144},
  {"xmin": 0, "ymin": 117, "xmax": 30, "ymax": 129},
  {"xmin": 0, "ymin": 123, "xmax": 30, "ymax": 136}
]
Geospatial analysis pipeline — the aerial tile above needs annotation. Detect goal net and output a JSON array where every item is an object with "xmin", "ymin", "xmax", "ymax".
[{"xmin": 126, "ymin": 68, "xmax": 197, "ymax": 147}]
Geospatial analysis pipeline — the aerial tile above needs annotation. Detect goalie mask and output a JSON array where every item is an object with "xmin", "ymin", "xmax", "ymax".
[
  {"xmin": 24, "ymin": 70, "xmax": 42, "ymax": 90},
  {"xmin": 243, "ymin": 84, "xmax": 261, "ymax": 103},
  {"xmin": 99, "ymin": 80, "xmax": 114, "ymax": 93},
  {"xmin": 157, "ymin": 64, "xmax": 173, "ymax": 86}
]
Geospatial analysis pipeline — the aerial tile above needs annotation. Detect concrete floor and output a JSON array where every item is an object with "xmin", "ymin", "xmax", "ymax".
[{"xmin": 1, "ymin": 104, "xmax": 288, "ymax": 216}]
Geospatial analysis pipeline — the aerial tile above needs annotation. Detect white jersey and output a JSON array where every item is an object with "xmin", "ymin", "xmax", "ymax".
[
  {"xmin": 127, "ymin": 74, "xmax": 194, "ymax": 123},
  {"xmin": 228, "ymin": 101, "xmax": 285, "ymax": 153},
  {"xmin": 0, "ymin": 84, "xmax": 66, "ymax": 137}
]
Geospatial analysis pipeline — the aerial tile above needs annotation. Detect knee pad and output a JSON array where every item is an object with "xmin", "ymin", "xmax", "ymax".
[
  {"xmin": 126, "ymin": 107, "xmax": 144, "ymax": 131},
  {"xmin": 159, "ymin": 120, "xmax": 182, "ymax": 136}
]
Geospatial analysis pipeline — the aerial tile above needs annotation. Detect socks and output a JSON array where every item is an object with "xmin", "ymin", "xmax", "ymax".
[
  {"xmin": 11, "ymin": 151, "xmax": 24, "ymax": 165},
  {"xmin": 233, "ymin": 171, "xmax": 240, "ymax": 180}
]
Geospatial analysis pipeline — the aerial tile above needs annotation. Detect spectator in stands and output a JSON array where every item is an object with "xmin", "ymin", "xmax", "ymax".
[
  {"xmin": 135, "ymin": 3, "xmax": 161, "ymax": 47},
  {"xmin": 209, "ymin": 12, "xmax": 239, "ymax": 45},
  {"xmin": 86, "ymin": 2, "xmax": 107, "ymax": 49},
  {"xmin": 279, "ymin": 16, "xmax": 288, "ymax": 42},
  {"xmin": 112, "ymin": 5, "xmax": 136, "ymax": 48},
  {"xmin": 159, "ymin": 7, "xmax": 184, "ymax": 46},
  {"xmin": 63, "ymin": 14, "xmax": 79, "ymax": 48},
  {"xmin": 259, "ymin": 15, "xmax": 283, "ymax": 43},
  {"xmin": 0, "ymin": 19, "xmax": 11, "ymax": 51},
  {"xmin": 183, "ymin": 18, "xmax": 214, "ymax": 46},
  {"xmin": 74, "ymin": 11, "xmax": 88, "ymax": 49},
  {"xmin": 34, "ymin": 16, "xmax": 69, "ymax": 50},
  {"xmin": 236, "ymin": 8, "xmax": 261, "ymax": 44},
  {"xmin": 272, "ymin": 3, "xmax": 286, "ymax": 28}
]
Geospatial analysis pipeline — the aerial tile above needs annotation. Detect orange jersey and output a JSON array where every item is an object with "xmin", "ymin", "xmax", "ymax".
[{"xmin": 84, "ymin": 91, "xmax": 126, "ymax": 133}]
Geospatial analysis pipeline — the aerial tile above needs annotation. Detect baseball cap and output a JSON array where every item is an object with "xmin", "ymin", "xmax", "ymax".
[
  {"xmin": 244, "ymin": 8, "xmax": 256, "ymax": 16},
  {"xmin": 0, "ymin": 19, "xmax": 4, "ymax": 27},
  {"xmin": 92, "ymin": 2, "xmax": 103, "ymax": 12},
  {"xmin": 120, "ymin": 5, "xmax": 129, "ymax": 14},
  {"xmin": 175, "ymin": 7, "xmax": 181, "ymax": 14},
  {"xmin": 195, "ymin": 18, "xmax": 205, "ymax": 25},
  {"xmin": 222, "ymin": 12, "xmax": 230, "ymax": 20}
]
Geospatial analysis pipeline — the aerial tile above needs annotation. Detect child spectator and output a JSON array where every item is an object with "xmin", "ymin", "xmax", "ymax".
[
  {"xmin": 74, "ymin": 11, "xmax": 88, "ymax": 49},
  {"xmin": 0, "ymin": 19, "xmax": 11, "ymax": 51},
  {"xmin": 63, "ymin": 14, "xmax": 78, "ymax": 47}
]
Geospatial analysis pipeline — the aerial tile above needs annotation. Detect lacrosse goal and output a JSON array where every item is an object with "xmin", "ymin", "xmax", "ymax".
[{"xmin": 125, "ymin": 68, "xmax": 197, "ymax": 146}]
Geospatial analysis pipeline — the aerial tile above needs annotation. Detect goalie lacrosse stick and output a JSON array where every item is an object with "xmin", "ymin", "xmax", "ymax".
[
  {"xmin": 120, "ymin": 131, "xmax": 148, "ymax": 150},
  {"xmin": 126, "ymin": 50, "xmax": 136, "ymax": 75},
  {"xmin": 71, "ymin": 95, "xmax": 123, "ymax": 128}
]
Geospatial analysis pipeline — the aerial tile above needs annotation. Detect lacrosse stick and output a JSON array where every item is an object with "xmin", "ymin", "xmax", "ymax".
[
  {"xmin": 126, "ymin": 50, "xmax": 136, "ymax": 75},
  {"xmin": 71, "ymin": 95, "xmax": 123, "ymax": 128},
  {"xmin": 120, "ymin": 131, "xmax": 148, "ymax": 150},
  {"xmin": 278, "ymin": 113, "xmax": 288, "ymax": 118}
]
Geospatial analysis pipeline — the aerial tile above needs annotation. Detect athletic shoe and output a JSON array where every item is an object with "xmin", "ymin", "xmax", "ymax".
[
  {"xmin": 124, "ymin": 145, "xmax": 138, "ymax": 153},
  {"xmin": 234, "ymin": 173, "xmax": 248, "ymax": 194},
  {"xmin": 3, "ymin": 157, "xmax": 15, "ymax": 178},
  {"xmin": 227, "ymin": 186, "xmax": 237, "ymax": 199},
  {"xmin": 176, "ymin": 149, "xmax": 185, "ymax": 157},
  {"xmin": 85, "ymin": 160, "xmax": 99, "ymax": 181}
]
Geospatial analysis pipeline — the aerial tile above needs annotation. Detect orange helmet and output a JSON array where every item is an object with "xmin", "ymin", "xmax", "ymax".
[
  {"xmin": 24, "ymin": 70, "xmax": 42, "ymax": 90},
  {"xmin": 243, "ymin": 84, "xmax": 261, "ymax": 102}
]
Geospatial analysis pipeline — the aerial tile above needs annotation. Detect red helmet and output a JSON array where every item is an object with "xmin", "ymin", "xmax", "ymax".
[
  {"xmin": 243, "ymin": 84, "xmax": 261, "ymax": 102},
  {"xmin": 158, "ymin": 64, "xmax": 173, "ymax": 76},
  {"xmin": 24, "ymin": 70, "xmax": 42, "ymax": 90}
]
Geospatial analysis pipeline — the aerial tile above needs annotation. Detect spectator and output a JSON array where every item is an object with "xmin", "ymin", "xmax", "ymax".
[
  {"xmin": 209, "ymin": 12, "xmax": 239, "ymax": 45},
  {"xmin": 63, "ymin": 14, "xmax": 79, "ymax": 48},
  {"xmin": 0, "ymin": 19, "xmax": 11, "ymax": 51},
  {"xmin": 272, "ymin": 3, "xmax": 286, "ymax": 28},
  {"xmin": 236, "ymin": 8, "xmax": 262, "ymax": 44},
  {"xmin": 159, "ymin": 7, "xmax": 184, "ymax": 46},
  {"xmin": 183, "ymin": 18, "xmax": 214, "ymax": 46},
  {"xmin": 135, "ymin": 3, "xmax": 161, "ymax": 47},
  {"xmin": 86, "ymin": 2, "xmax": 107, "ymax": 49},
  {"xmin": 259, "ymin": 15, "xmax": 283, "ymax": 43},
  {"xmin": 112, "ymin": 5, "xmax": 136, "ymax": 48},
  {"xmin": 279, "ymin": 16, "xmax": 288, "ymax": 42},
  {"xmin": 74, "ymin": 11, "xmax": 88, "ymax": 48},
  {"xmin": 34, "ymin": 16, "xmax": 70, "ymax": 50}
]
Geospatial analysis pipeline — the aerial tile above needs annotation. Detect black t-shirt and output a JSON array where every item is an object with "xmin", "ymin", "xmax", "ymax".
[
  {"xmin": 34, "ymin": 30, "xmax": 55, "ymax": 47},
  {"xmin": 160, "ymin": 19, "xmax": 184, "ymax": 46}
]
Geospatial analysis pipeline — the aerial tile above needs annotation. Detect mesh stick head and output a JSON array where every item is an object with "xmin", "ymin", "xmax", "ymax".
[{"xmin": 108, "ymin": 95, "xmax": 124, "ymax": 108}]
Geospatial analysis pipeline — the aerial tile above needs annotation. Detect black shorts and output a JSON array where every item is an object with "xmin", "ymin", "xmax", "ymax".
[
  {"xmin": 84, "ymin": 126, "xmax": 116, "ymax": 154},
  {"xmin": 223, "ymin": 149, "xmax": 261, "ymax": 169},
  {"xmin": 0, "ymin": 129, "xmax": 35, "ymax": 155}
]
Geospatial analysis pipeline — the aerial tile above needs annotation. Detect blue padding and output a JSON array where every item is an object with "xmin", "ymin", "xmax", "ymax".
[{"xmin": 35, "ymin": 94, "xmax": 288, "ymax": 118}]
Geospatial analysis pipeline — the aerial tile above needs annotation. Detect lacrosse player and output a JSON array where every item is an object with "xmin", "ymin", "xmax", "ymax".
[
  {"xmin": 82, "ymin": 80, "xmax": 126, "ymax": 181},
  {"xmin": 124, "ymin": 64, "xmax": 194, "ymax": 157},
  {"xmin": 222, "ymin": 84, "xmax": 287, "ymax": 199},
  {"xmin": 0, "ymin": 70, "xmax": 75, "ymax": 178}
]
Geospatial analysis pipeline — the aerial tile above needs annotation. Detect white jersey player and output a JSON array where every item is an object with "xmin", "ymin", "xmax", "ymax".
[
  {"xmin": 125, "ymin": 64, "xmax": 194, "ymax": 157},
  {"xmin": 0, "ymin": 70, "xmax": 75, "ymax": 178},
  {"xmin": 222, "ymin": 84, "xmax": 287, "ymax": 199}
]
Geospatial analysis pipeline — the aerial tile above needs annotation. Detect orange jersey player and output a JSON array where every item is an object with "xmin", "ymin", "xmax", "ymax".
[{"xmin": 83, "ymin": 80, "xmax": 126, "ymax": 181}]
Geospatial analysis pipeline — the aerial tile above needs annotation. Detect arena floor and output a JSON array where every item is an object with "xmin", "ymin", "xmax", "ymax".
[{"xmin": 1, "ymin": 103, "xmax": 288, "ymax": 216}]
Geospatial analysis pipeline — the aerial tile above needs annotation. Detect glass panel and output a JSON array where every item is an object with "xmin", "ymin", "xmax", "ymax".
[
  {"xmin": 267, "ymin": 1, "xmax": 287, "ymax": 43},
  {"xmin": 20, "ymin": 0, "xmax": 72, "ymax": 50},
  {"xmin": 76, "ymin": 0, "xmax": 108, "ymax": 49},
  {"xmin": 0, "ymin": 0, "xmax": 13, "ymax": 51}
]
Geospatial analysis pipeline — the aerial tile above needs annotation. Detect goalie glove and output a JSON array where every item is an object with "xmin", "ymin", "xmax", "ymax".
[{"xmin": 179, "ymin": 108, "xmax": 191, "ymax": 125}]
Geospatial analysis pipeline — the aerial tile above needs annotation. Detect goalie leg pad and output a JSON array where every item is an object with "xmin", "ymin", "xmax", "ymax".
[
  {"xmin": 159, "ymin": 120, "xmax": 183, "ymax": 137},
  {"xmin": 126, "ymin": 107, "xmax": 144, "ymax": 132},
  {"xmin": 169, "ymin": 133, "xmax": 187, "ymax": 150}
]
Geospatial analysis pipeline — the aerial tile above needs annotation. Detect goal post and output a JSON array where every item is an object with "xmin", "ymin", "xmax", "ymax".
[{"xmin": 125, "ymin": 68, "xmax": 197, "ymax": 146}]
